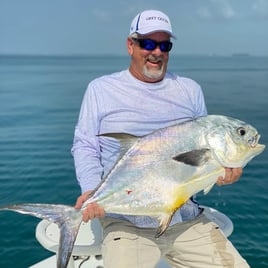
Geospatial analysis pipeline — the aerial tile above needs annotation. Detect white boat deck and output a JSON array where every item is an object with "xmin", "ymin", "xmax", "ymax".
[{"xmin": 30, "ymin": 206, "xmax": 233, "ymax": 268}]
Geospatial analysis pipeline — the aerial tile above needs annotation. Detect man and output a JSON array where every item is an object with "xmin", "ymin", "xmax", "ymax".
[{"xmin": 72, "ymin": 10, "xmax": 249, "ymax": 268}]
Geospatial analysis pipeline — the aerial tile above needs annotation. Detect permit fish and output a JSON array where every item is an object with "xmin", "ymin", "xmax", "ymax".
[{"xmin": 0, "ymin": 115, "xmax": 265, "ymax": 268}]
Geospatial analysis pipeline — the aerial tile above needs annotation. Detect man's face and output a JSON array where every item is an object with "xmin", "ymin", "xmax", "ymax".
[{"xmin": 127, "ymin": 32, "xmax": 171, "ymax": 83}]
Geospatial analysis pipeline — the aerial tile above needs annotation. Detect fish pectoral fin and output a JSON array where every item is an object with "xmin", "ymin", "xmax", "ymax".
[
  {"xmin": 173, "ymin": 148, "xmax": 211, "ymax": 166},
  {"xmin": 155, "ymin": 212, "xmax": 174, "ymax": 238}
]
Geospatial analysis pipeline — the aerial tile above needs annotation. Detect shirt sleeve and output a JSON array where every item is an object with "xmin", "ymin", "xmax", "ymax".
[
  {"xmin": 71, "ymin": 83, "xmax": 104, "ymax": 193},
  {"xmin": 194, "ymin": 82, "xmax": 208, "ymax": 117},
  {"xmin": 178, "ymin": 76, "xmax": 208, "ymax": 118}
]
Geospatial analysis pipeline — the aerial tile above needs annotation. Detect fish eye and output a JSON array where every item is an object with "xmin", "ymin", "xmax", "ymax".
[{"xmin": 237, "ymin": 127, "xmax": 246, "ymax": 136}]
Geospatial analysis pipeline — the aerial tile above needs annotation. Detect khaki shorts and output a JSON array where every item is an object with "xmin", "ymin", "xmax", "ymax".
[{"xmin": 100, "ymin": 214, "xmax": 250, "ymax": 268}]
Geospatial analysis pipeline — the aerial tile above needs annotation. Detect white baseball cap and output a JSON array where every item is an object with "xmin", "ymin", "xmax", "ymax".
[{"xmin": 129, "ymin": 10, "xmax": 176, "ymax": 38}]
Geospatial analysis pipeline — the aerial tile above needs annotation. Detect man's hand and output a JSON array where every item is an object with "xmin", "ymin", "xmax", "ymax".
[
  {"xmin": 75, "ymin": 190, "xmax": 105, "ymax": 222},
  {"xmin": 217, "ymin": 167, "xmax": 243, "ymax": 186}
]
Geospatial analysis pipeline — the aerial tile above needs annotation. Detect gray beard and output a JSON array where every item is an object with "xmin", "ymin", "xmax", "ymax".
[{"xmin": 143, "ymin": 64, "xmax": 164, "ymax": 80}]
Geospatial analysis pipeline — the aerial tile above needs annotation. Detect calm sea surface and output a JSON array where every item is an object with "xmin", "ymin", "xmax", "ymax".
[{"xmin": 0, "ymin": 55, "xmax": 267, "ymax": 267}]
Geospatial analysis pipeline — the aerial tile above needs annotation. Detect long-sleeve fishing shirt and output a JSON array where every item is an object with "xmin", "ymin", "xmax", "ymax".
[{"xmin": 71, "ymin": 69, "xmax": 207, "ymax": 228}]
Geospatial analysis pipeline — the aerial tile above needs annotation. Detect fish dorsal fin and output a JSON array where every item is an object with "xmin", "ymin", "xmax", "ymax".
[
  {"xmin": 173, "ymin": 148, "xmax": 211, "ymax": 166},
  {"xmin": 155, "ymin": 212, "xmax": 174, "ymax": 238},
  {"xmin": 98, "ymin": 133, "xmax": 140, "ymax": 156}
]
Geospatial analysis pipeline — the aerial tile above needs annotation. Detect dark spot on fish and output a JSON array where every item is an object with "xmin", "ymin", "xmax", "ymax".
[
  {"xmin": 173, "ymin": 149, "xmax": 211, "ymax": 166},
  {"xmin": 126, "ymin": 190, "xmax": 133, "ymax": 195}
]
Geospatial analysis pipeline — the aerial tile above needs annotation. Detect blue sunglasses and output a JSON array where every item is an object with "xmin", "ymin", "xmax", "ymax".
[{"xmin": 132, "ymin": 38, "xmax": 173, "ymax": 52}]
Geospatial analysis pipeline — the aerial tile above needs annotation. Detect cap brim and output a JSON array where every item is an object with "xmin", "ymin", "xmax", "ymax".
[{"xmin": 136, "ymin": 29, "xmax": 176, "ymax": 39}]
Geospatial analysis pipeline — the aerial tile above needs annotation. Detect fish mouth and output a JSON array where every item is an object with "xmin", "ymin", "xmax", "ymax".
[
  {"xmin": 248, "ymin": 134, "xmax": 265, "ymax": 154},
  {"xmin": 248, "ymin": 134, "xmax": 261, "ymax": 148}
]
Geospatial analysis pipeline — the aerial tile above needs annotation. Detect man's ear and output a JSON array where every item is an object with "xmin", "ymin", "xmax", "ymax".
[{"xmin": 127, "ymin": 37, "xmax": 134, "ymax": 56}]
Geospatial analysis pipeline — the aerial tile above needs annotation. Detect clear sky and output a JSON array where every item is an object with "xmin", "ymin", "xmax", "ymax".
[{"xmin": 1, "ymin": 0, "xmax": 268, "ymax": 56}]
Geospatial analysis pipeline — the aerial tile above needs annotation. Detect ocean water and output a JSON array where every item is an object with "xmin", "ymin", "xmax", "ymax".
[{"xmin": 0, "ymin": 55, "xmax": 267, "ymax": 268}]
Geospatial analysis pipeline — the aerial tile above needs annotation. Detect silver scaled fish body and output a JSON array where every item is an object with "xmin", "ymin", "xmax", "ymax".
[{"xmin": 0, "ymin": 115, "xmax": 265, "ymax": 268}]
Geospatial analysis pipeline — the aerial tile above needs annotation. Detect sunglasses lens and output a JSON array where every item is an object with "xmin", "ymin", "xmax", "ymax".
[
  {"xmin": 160, "ymin": 41, "xmax": 173, "ymax": 52},
  {"xmin": 139, "ymin": 39, "xmax": 157, "ymax": 50},
  {"xmin": 135, "ymin": 39, "xmax": 172, "ymax": 52}
]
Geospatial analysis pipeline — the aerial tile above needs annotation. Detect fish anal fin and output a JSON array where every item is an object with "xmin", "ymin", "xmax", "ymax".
[
  {"xmin": 173, "ymin": 149, "xmax": 211, "ymax": 166},
  {"xmin": 155, "ymin": 213, "xmax": 174, "ymax": 238}
]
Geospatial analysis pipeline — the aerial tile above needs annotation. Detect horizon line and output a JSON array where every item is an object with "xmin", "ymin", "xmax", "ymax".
[{"xmin": 1, "ymin": 53, "xmax": 268, "ymax": 58}]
